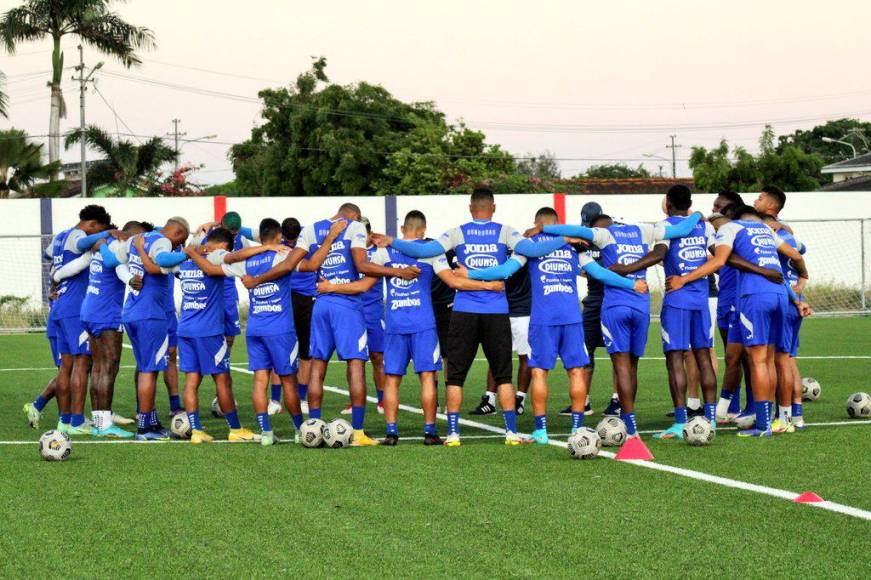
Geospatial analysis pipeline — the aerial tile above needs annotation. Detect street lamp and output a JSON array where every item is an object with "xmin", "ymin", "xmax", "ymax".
[
  {"xmin": 822, "ymin": 136, "xmax": 857, "ymax": 159},
  {"xmin": 643, "ymin": 153, "xmax": 668, "ymax": 178}
]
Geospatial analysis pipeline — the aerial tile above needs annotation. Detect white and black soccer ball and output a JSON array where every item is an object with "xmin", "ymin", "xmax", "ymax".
[
  {"xmin": 683, "ymin": 416, "xmax": 714, "ymax": 446},
  {"xmin": 566, "ymin": 427, "xmax": 601, "ymax": 460},
  {"xmin": 322, "ymin": 419, "xmax": 353, "ymax": 448},
  {"xmin": 210, "ymin": 397, "xmax": 238, "ymax": 418},
  {"xmin": 801, "ymin": 377, "xmax": 821, "ymax": 401},
  {"xmin": 39, "ymin": 430, "xmax": 71, "ymax": 462},
  {"xmin": 170, "ymin": 413, "xmax": 191, "ymax": 439},
  {"xmin": 595, "ymin": 416, "xmax": 627, "ymax": 447},
  {"xmin": 846, "ymin": 392, "xmax": 871, "ymax": 418},
  {"xmin": 299, "ymin": 418, "xmax": 326, "ymax": 448}
]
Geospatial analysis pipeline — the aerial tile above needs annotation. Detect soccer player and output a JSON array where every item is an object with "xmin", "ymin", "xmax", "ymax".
[
  {"xmin": 281, "ymin": 217, "xmax": 315, "ymax": 414},
  {"xmin": 458, "ymin": 207, "xmax": 647, "ymax": 444},
  {"xmin": 319, "ymin": 210, "xmax": 504, "ymax": 445},
  {"xmin": 372, "ymin": 188, "xmax": 576, "ymax": 446},
  {"xmin": 667, "ymin": 205, "xmax": 810, "ymax": 437},
  {"xmin": 541, "ymin": 210, "xmax": 703, "ymax": 440},
  {"xmin": 49, "ymin": 204, "xmax": 113, "ymax": 435}
]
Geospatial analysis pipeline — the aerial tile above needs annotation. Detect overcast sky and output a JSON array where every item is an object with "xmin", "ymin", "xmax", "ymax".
[{"xmin": 2, "ymin": 0, "xmax": 870, "ymax": 186}]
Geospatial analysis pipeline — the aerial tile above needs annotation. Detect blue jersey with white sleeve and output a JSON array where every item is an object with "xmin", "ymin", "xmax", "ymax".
[
  {"xmin": 51, "ymin": 228, "xmax": 90, "ymax": 319},
  {"xmin": 714, "ymin": 220, "xmax": 785, "ymax": 297},
  {"xmin": 526, "ymin": 233, "xmax": 582, "ymax": 326},
  {"xmin": 298, "ymin": 219, "xmax": 368, "ymax": 309},
  {"xmin": 223, "ymin": 251, "xmax": 293, "ymax": 337},
  {"xmin": 175, "ymin": 250, "xmax": 228, "ymax": 337},
  {"xmin": 118, "ymin": 231, "xmax": 173, "ymax": 322},
  {"xmin": 658, "ymin": 217, "xmax": 714, "ymax": 311},
  {"xmin": 80, "ymin": 248, "xmax": 125, "ymax": 324}
]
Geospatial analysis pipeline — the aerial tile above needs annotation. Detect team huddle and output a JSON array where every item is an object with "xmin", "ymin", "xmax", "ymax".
[{"xmin": 23, "ymin": 185, "xmax": 812, "ymax": 448}]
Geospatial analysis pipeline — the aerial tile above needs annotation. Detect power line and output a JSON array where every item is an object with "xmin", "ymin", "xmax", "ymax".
[{"xmin": 93, "ymin": 86, "xmax": 142, "ymax": 144}]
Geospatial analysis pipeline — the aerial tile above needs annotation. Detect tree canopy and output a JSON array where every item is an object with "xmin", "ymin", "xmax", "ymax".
[
  {"xmin": 0, "ymin": 128, "xmax": 62, "ymax": 197},
  {"xmin": 579, "ymin": 163, "xmax": 650, "ymax": 179}
]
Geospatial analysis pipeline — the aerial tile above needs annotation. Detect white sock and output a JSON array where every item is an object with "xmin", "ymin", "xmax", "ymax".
[
  {"xmin": 687, "ymin": 397, "xmax": 701, "ymax": 410},
  {"xmin": 716, "ymin": 397, "xmax": 731, "ymax": 417},
  {"xmin": 485, "ymin": 391, "xmax": 496, "ymax": 406},
  {"xmin": 93, "ymin": 410, "xmax": 112, "ymax": 431},
  {"xmin": 516, "ymin": 391, "xmax": 527, "ymax": 401},
  {"xmin": 585, "ymin": 395, "xmax": 591, "ymax": 405},
  {"xmin": 779, "ymin": 406, "xmax": 792, "ymax": 423}
]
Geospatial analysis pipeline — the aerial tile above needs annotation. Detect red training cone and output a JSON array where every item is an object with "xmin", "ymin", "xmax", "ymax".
[
  {"xmin": 615, "ymin": 435, "xmax": 654, "ymax": 461},
  {"xmin": 793, "ymin": 492, "xmax": 824, "ymax": 503}
]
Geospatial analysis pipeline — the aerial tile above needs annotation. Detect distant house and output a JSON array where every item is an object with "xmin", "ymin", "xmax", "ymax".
[
  {"xmin": 820, "ymin": 153, "xmax": 871, "ymax": 191},
  {"xmin": 556, "ymin": 177, "xmax": 695, "ymax": 195}
]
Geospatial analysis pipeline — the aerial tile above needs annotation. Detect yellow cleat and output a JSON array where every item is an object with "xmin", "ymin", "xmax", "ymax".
[
  {"xmin": 351, "ymin": 430, "xmax": 379, "ymax": 447},
  {"xmin": 504, "ymin": 432, "xmax": 533, "ymax": 446},
  {"xmin": 771, "ymin": 419, "xmax": 795, "ymax": 434},
  {"xmin": 190, "ymin": 429, "xmax": 214, "ymax": 444},
  {"xmin": 228, "ymin": 428, "xmax": 261, "ymax": 442},
  {"xmin": 443, "ymin": 433, "xmax": 461, "ymax": 447}
]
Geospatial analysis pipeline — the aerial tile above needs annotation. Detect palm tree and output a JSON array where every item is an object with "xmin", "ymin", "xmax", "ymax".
[
  {"xmin": 0, "ymin": 0, "xmax": 154, "ymax": 177},
  {"xmin": 0, "ymin": 70, "xmax": 7, "ymax": 118},
  {"xmin": 65, "ymin": 125, "xmax": 176, "ymax": 195},
  {"xmin": 0, "ymin": 128, "xmax": 63, "ymax": 197}
]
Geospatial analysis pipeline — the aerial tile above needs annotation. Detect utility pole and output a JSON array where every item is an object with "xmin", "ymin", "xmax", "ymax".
[
  {"xmin": 666, "ymin": 134, "xmax": 681, "ymax": 179},
  {"xmin": 167, "ymin": 119, "xmax": 186, "ymax": 172},
  {"xmin": 72, "ymin": 46, "xmax": 102, "ymax": 197}
]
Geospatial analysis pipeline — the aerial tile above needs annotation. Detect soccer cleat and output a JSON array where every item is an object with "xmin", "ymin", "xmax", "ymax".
[
  {"xmin": 92, "ymin": 425, "xmax": 134, "ymax": 439},
  {"xmin": 112, "ymin": 413, "xmax": 135, "ymax": 425},
  {"xmin": 737, "ymin": 427, "xmax": 772, "ymax": 438},
  {"xmin": 653, "ymin": 423, "xmax": 684, "ymax": 440},
  {"xmin": 351, "ymin": 431, "xmax": 379, "ymax": 447},
  {"xmin": 602, "ymin": 397, "xmax": 621, "ymax": 416},
  {"xmin": 380, "ymin": 434, "xmax": 399, "ymax": 446},
  {"xmin": 793, "ymin": 418, "xmax": 807, "ymax": 431},
  {"xmin": 153, "ymin": 424, "xmax": 173, "ymax": 439},
  {"xmin": 267, "ymin": 400, "xmax": 283, "ymax": 416},
  {"xmin": 340, "ymin": 404, "xmax": 352, "ymax": 415},
  {"xmin": 135, "ymin": 430, "xmax": 171, "ymax": 441},
  {"xmin": 515, "ymin": 395, "xmax": 526, "ymax": 415},
  {"xmin": 558, "ymin": 405, "xmax": 572, "ymax": 417},
  {"xmin": 469, "ymin": 395, "xmax": 496, "ymax": 416},
  {"xmin": 771, "ymin": 419, "xmax": 795, "ymax": 434},
  {"xmin": 584, "ymin": 402, "xmax": 594, "ymax": 416},
  {"xmin": 56, "ymin": 420, "xmax": 69, "ymax": 434},
  {"xmin": 443, "ymin": 433, "xmax": 461, "ymax": 447},
  {"xmin": 228, "ymin": 428, "xmax": 261, "ymax": 442},
  {"xmin": 23, "ymin": 403, "xmax": 40, "ymax": 429},
  {"xmin": 377, "ymin": 402, "xmax": 385, "ymax": 415},
  {"xmin": 423, "ymin": 433, "xmax": 444, "ymax": 446},
  {"xmin": 530, "ymin": 428, "xmax": 549, "ymax": 445},
  {"xmin": 504, "ymin": 432, "xmax": 532, "ymax": 446},
  {"xmin": 66, "ymin": 423, "xmax": 93, "ymax": 436},
  {"xmin": 687, "ymin": 407, "xmax": 705, "ymax": 418},
  {"xmin": 260, "ymin": 431, "xmax": 280, "ymax": 446},
  {"xmin": 190, "ymin": 429, "xmax": 214, "ymax": 444}
]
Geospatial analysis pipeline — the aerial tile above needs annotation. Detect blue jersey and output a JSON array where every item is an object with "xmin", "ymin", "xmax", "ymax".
[
  {"xmin": 370, "ymin": 244, "xmax": 449, "ymax": 334},
  {"xmin": 361, "ymin": 246, "xmax": 385, "ymax": 307},
  {"xmin": 659, "ymin": 216, "xmax": 714, "ymax": 311},
  {"xmin": 437, "ymin": 220, "xmax": 522, "ymax": 315},
  {"xmin": 224, "ymin": 251, "xmax": 294, "ymax": 337},
  {"xmin": 81, "ymin": 249, "xmax": 125, "ymax": 324},
  {"xmin": 298, "ymin": 218, "xmax": 369, "ymax": 309},
  {"xmin": 718, "ymin": 264, "xmax": 738, "ymax": 308},
  {"xmin": 278, "ymin": 237, "xmax": 318, "ymax": 296},
  {"xmin": 591, "ymin": 223, "xmax": 658, "ymax": 313},
  {"xmin": 119, "ymin": 231, "xmax": 173, "ymax": 322},
  {"xmin": 525, "ymin": 233, "xmax": 587, "ymax": 326},
  {"xmin": 51, "ymin": 228, "xmax": 90, "ymax": 319},
  {"xmin": 776, "ymin": 229, "xmax": 803, "ymax": 299},
  {"xmin": 714, "ymin": 220, "xmax": 785, "ymax": 297},
  {"xmin": 176, "ymin": 250, "xmax": 228, "ymax": 337}
]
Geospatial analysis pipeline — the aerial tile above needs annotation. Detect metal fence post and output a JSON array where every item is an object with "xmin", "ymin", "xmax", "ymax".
[{"xmin": 862, "ymin": 219, "xmax": 867, "ymax": 313}]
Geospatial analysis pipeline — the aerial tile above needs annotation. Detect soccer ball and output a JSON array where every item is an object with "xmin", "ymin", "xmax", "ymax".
[
  {"xmin": 170, "ymin": 413, "xmax": 191, "ymax": 439},
  {"xmin": 299, "ymin": 418, "xmax": 326, "ymax": 448},
  {"xmin": 683, "ymin": 416, "xmax": 714, "ymax": 446},
  {"xmin": 210, "ymin": 397, "xmax": 238, "ymax": 418},
  {"xmin": 595, "ymin": 416, "xmax": 627, "ymax": 447},
  {"xmin": 322, "ymin": 419, "xmax": 353, "ymax": 448},
  {"xmin": 846, "ymin": 392, "xmax": 871, "ymax": 418},
  {"xmin": 38, "ymin": 430, "xmax": 71, "ymax": 462},
  {"xmin": 566, "ymin": 427, "xmax": 601, "ymax": 460},
  {"xmin": 267, "ymin": 400, "xmax": 283, "ymax": 415},
  {"xmin": 802, "ymin": 377, "xmax": 821, "ymax": 401}
]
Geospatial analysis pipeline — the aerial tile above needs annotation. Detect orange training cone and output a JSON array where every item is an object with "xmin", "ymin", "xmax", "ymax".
[
  {"xmin": 615, "ymin": 435, "xmax": 654, "ymax": 461},
  {"xmin": 793, "ymin": 492, "xmax": 824, "ymax": 503}
]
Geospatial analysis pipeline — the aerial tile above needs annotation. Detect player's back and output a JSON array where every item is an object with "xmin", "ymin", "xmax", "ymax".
[
  {"xmin": 177, "ymin": 256, "xmax": 225, "ymax": 337},
  {"xmin": 776, "ymin": 229, "xmax": 803, "ymax": 298},
  {"xmin": 123, "ymin": 231, "xmax": 170, "ymax": 322},
  {"xmin": 306, "ymin": 218, "xmax": 367, "ymax": 309},
  {"xmin": 81, "ymin": 248, "xmax": 124, "ymax": 323},
  {"xmin": 446, "ymin": 220, "xmax": 514, "ymax": 314},
  {"xmin": 51, "ymin": 228, "xmax": 90, "ymax": 319},
  {"xmin": 242, "ymin": 250, "xmax": 294, "ymax": 336},
  {"xmin": 361, "ymin": 245, "xmax": 385, "ymax": 307},
  {"xmin": 596, "ymin": 223, "xmax": 650, "ymax": 312},
  {"xmin": 378, "ymin": 245, "xmax": 441, "ymax": 333},
  {"xmin": 720, "ymin": 220, "xmax": 784, "ymax": 297},
  {"xmin": 527, "ymin": 232, "xmax": 581, "ymax": 325}
]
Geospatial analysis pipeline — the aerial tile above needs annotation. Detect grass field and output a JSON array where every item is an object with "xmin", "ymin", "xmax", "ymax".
[{"xmin": 1, "ymin": 317, "xmax": 870, "ymax": 577}]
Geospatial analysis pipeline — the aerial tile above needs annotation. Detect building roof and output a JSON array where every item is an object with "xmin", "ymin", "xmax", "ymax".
[
  {"xmin": 819, "ymin": 174, "xmax": 871, "ymax": 191},
  {"xmin": 821, "ymin": 152, "xmax": 871, "ymax": 174},
  {"xmin": 556, "ymin": 177, "xmax": 695, "ymax": 195}
]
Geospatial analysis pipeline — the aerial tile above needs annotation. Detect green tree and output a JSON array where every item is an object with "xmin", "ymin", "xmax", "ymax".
[
  {"xmin": 776, "ymin": 118, "xmax": 871, "ymax": 184},
  {"xmin": 516, "ymin": 151, "xmax": 561, "ymax": 180},
  {"xmin": 0, "ymin": 70, "xmax": 7, "ymax": 118},
  {"xmin": 0, "ymin": 128, "xmax": 63, "ymax": 197},
  {"xmin": 1, "ymin": 0, "xmax": 155, "ymax": 176},
  {"xmin": 580, "ymin": 163, "xmax": 650, "ymax": 179},
  {"xmin": 64, "ymin": 125, "xmax": 176, "ymax": 195}
]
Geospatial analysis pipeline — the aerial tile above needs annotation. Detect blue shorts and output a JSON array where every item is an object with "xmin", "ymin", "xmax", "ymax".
[
  {"xmin": 716, "ymin": 299, "xmax": 734, "ymax": 331},
  {"xmin": 124, "ymin": 318, "xmax": 169, "ymax": 372},
  {"xmin": 364, "ymin": 302, "xmax": 385, "ymax": 353},
  {"xmin": 529, "ymin": 322, "xmax": 590, "ymax": 370},
  {"xmin": 247, "ymin": 332, "xmax": 299, "ymax": 376},
  {"xmin": 384, "ymin": 329, "xmax": 442, "ymax": 375},
  {"xmin": 660, "ymin": 305, "xmax": 713, "ymax": 352},
  {"xmin": 782, "ymin": 305, "xmax": 802, "ymax": 357},
  {"xmin": 725, "ymin": 307, "xmax": 742, "ymax": 344},
  {"xmin": 310, "ymin": 302, "xmax": 369, "ymax": 362},
  {"xmin": 601, "ymin": 306, "xmax": 648, "ymax": 357},
  {"xmin": 83, "ymin": 321, "xmax": 123, "ymax": 339},
  {"xmin": 47, "ymin": 334, "xmax": 61, "ymax": 367},
  {"xmin": 736, "ymin": 293, "xmax": 787, "ymax": 350},
  {"xmin": 224, "ymin": 302, "xmax": 241, "ymax": 337},
  {"xmin": 166, "ymin": 310, "xmax": 179, "ymax": 348},
  {"xmin": 55, "ymin": 317, "xmax": 91, "ymax": 357},
  {"xmin": 179, "ymin": 335, "xmax": 230, "ymax": 376}
]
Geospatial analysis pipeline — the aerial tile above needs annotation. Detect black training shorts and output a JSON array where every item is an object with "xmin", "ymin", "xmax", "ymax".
[
  {"xmin": 446, "ymin": 311, "xmax": 512, "ymax": 387},
  {"xmin": 292, "ymin": 292, "xmax": 315, "ymax": 361}
]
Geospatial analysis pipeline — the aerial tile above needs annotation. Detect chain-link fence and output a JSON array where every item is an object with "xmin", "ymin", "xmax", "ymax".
[{"xmin": 1, "ymin": 220, "xmax": 869, "ymax": 333}]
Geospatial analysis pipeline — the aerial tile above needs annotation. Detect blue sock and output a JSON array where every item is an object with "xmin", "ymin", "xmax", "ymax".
[
  {"xmin": 351, "ymin": 406, "xmax": 365, "ymax": 430},
  {"xmin": 754, "ymin": 401, "xmax": 769, "ymax": 431},
  {"xmin": 704, "ymin": 403, "xmax": 716, "ymax": 423},
  {"xmin": 534, "ymin": 415, "xmax": 547, "ymax": 431},
  {"xmin": 728, "ymin": 388, "xmax": 741, "ymax": 414},
  {"xmin": 297, "ymin": 383, "xmax": 308, "ymax": 400},
  {"xmin": 270, "ymin": 384, "xmax": 281, "ymax": 401},
  {"xmin": 376, "ymin": 389, "xmax": 384, "ymax": 404},
  {"xmin": 424, "ymin": 423, "xmax": 436, "ymax": 436},
  {"xmin": 188, "ymin": 410, "xmax": 202, "ymax": 431},
  {"xmin": 136, "ymin": 412, "xmax": 148, "ymax": 431},
  {"xmin": 70, "ymin": 413, "xmax": 84, "ymax": 427},
  {"xmin": 61, "ymin": 412, "xmax": 71, "ymax": 425},
  {"xmin": 621, "ymin": 411, "xmax": 637, "ymax": 436},
  {"xmin": 33, "ymin": 395, "xmax": 48, "ymax": 412},
  {"xmin": 792, "ymin": 403, "xmax": 803, "ymax": 418},
  {"xmin": 169, "ymin": 394, "xmax": 181, "ymax": 412},
  {"xmin": 256, "ymin": 412, "xmax": 271, "ymax": 433},
  {"xmin": 719, "ymin": 388, "xmax": 732, "ymax": 401},
  {"xmin": 386, "ymin": 422, "xmax": 398, "ymax": 436},
  {"xmin": 447, "ymin": 412, "xmax": 460, "ymax": 435},
  {"xmin": 571, "ymin": 411, "xmax": 584, "ymax": 430},
  {"xmin": 502, "ymin": 410, "xmax": 517, "ymax": 433},
  {"xmin": 309, "ymin": 407, "xmax": 321, "ymax": 419},
  {"xmin": 148, "ymin": 410, "xmax": 159, "ymax": 427},
  {"xmin": 291, "ymin": 414, "xmax": 303, "ymax": 429},
  {"xmin": 224, "ymin": 410, "xmax": 241, "ymax": 430},
  {"xmin": 674, "ymin": 406, "xmax": 687, "ymax": 424}
]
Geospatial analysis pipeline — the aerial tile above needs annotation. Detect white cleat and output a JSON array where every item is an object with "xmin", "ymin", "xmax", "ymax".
[{"xmin": 112, "ymin": 413, "xmax": 135, "ymax": 425}]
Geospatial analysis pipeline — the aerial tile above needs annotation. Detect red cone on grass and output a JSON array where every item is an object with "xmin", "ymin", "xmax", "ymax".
[
  {"xmin": 794, "ymin": 492, "xmax": 824, "ymax": 503},
  {"xmin": 615, "ymin": 435, "xmax": 654, "ymax": 461}
]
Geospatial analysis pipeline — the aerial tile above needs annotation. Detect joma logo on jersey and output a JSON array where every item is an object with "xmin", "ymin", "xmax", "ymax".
[
  {"xmin": 252, "ymin": 283, "xmax": 279, "ymax": 297},
  {"xmin": 678, "ymin": 236, "xmax": 707, "ymax": 247},
  {"xmin": 464, "ymin": 243, "xmax": 498, "ymax": 253},
  {"xmin": 538, "ymin": 258, "xmax": 573, "ymax": 274},
  {"xmin": 464, "ymin": 254, "xmax": 498, "ymax": 269},
  {"xmin": 321, "ymin": 253, "xmax": 346, "ymax": 269},
  {"xmin": 617, "ymin": 243, "xmax": 643, "ymax": 254},
  {"xmin": 678, "ymin": 246, "xmax": 707, "ymax": 261},
  {"xmin": 178, "ymin": 269, "xmax": 204, "ymax": 279}
]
